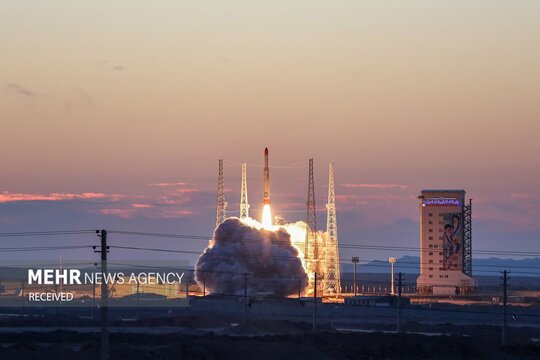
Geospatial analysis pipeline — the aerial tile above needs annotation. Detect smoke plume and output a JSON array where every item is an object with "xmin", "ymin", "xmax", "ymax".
[{"xmin": 195, "ymin": 218, "xmax": 308, "ymax": 296}]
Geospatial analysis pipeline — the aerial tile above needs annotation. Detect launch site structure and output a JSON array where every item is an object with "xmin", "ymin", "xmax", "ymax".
[
  {"xmin": 324, "ymin": 161, "xmax": 341, "ymax": 295},
  {"xmin": 304, "ymin": 158, "xmax": 323, "ymax": 295},
  {"xmin": 216, "ymin": 159, "xmax": 227, "ymax": 226},
  {"xmin": 240, "ymin": 163, "xmax": 250, "ymax": 219},
  {"xmin": 214, "ymin": 152, "xmax": 343, "ymax": 297}
]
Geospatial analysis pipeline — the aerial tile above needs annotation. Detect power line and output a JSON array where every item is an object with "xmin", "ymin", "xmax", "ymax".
[
  {"xmin": 0, "ymin": 245, "xmax": 93, "ymax": 253},
  {"xmin": 0, "ymin": 230, "xmax": 96, "ymax": 237},
  {"xmin": 2, "ymin": 228, "xmax": 538, "ymax": 259},
  {"xmin": 1, "ymin": 229, "xmax": 539, "ymax": 270},
  {"xmin": 108, "ymin": 229, "xmax": 540, "ymax": 259}
]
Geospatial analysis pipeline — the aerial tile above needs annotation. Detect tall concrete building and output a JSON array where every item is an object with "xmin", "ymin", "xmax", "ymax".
[{"xmin": 416, "ymin": 190, "xmax": 475, "ymax": 295}]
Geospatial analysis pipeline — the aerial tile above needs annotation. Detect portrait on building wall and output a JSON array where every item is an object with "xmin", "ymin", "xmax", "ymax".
[{"xmin": 441, "ymin": 213, "xmax": 462, "ymax": 271}]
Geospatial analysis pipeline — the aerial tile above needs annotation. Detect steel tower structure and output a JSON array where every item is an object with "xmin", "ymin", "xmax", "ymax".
[
  {"xmin": 240, "ymin": 162, "xmax": 250, "ymax": 219},
  {"xmin": 324, "ymin": 161, "xmax": 341, "ymax": 295},
  {"xmin": 463, "ymin": 199, "xmax": 472, "ymax": 277},
  {"xmin": 305, "ymin": 158, "xmax": 317, "ymax": 260},
  {"xmin": 216, "ymin": 159, "xmax": 228, "ymax": 227},
  {"xmin": 305, "ymin": 158, "xmax": 320, "ymax": 293}
]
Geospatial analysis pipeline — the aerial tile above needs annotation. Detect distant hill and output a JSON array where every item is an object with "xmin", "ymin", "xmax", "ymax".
[{"xmin": 340, "ymin": 256, "xmax": 540, "ymax": 277}]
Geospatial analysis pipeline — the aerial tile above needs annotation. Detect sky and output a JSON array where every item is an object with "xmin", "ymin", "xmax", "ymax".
[{"xmin": 1, "ymin": 1, "xmax": 539, "ymax": 266}]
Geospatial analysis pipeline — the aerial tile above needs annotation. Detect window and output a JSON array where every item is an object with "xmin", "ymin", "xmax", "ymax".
[
  {"xmin": 439, "ymin": 228, "xmax": 443, "ymax": 232},
  {"xmin": 429, "ymin": 267, "xmax": 433, "ymax": 271},
  {"xmin": 429, "ymin": 252, "xmax": 433, "ymax": 255},
  {"xmin": 439, "ymin": 236, "xmax": 443, "ymax": 240},
  {"xmin": 429, "ymin": 275, "xmax": 433, "ymax": 278},
  {"xmin": 429, "ymin": 229, "xmax": 433, "ymax": 233},
  {"xmin": 429, "ymin": 260, "xmax": 433, "ymax": 264},
  {"xmin": 428, "ymin": 221, "xmax": 433, "ymax": 225},
  {"xmin": 428, "ymin": 213, "xmax": 433, "ymax": 217},
  {"xmin": 429, "ymin": 236, "xmax": 433, "ymax": 240}
]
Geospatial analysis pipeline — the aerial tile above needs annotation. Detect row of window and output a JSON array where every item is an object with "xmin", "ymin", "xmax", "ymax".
[
  {"xmin": 428, "ymin": 220, "xmax": 444, "ymax": 225},
  {"xmin": 428, "ymin": 275, "xmax": 450, "ymax": 279}
]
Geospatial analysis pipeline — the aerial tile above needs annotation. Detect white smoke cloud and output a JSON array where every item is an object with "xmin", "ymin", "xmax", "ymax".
[{"xmin": 195, "ymin": 218, "xmax": 308, "ymax": 296}]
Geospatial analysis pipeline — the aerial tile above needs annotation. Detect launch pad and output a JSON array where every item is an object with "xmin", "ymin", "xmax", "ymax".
[{"xmin": 211, "ymin": 148, "xmax": 342, "ymax": 297}]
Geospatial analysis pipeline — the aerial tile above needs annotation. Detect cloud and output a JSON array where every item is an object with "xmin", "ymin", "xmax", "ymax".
[
  {"xmin": 341, "ymin": 183, "xmax": 408, "ymax": 190},
  {"xmin": 6, "ymin": 83, "xmax": 37, "ymax": 98},
  {"xmin": 112, "ymin": 65, "xmax": 127, "ymax": 71},
  {"xmin": 99, "ymin": 208, "xmax": 132, "ymax": 218},
  {"xmin": 475, "ymin": 192, "xmax": 540, "ymax": 231},
  {"xmin": 0, "ymin": 192, "xmax": 109, "ymax": 203},
  {"xmin": 131, "ymin": 203, "xmax": 152, "ymax": 209},
  {"xmin": 148, "ymin": 182, "xmax": 187, "ymax": 187}
]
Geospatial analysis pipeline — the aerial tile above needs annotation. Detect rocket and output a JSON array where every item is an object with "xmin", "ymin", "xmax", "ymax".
[{"xmin": 263, "ymin": 147, "xmax": 271, "ymax": 205}]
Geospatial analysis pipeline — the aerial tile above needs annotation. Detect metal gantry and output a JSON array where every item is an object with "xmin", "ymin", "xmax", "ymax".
[
  {"xmin": 216, "ymin": 159, "xmax": 228, "ymax": 227},
  {"xmin": 240, "ymin": 163, "xmax": 250, "ymax": 219},
  {"xmin": 324, "ymin": 161, "xmax": 341, "ymax": 295},
  {"xmin": 463, "ymin": 199, "xmax": 472, "ymax": 277},
  {"xmin": 305, "ymin": 158, "xmax": 319, "ymax": 293}
]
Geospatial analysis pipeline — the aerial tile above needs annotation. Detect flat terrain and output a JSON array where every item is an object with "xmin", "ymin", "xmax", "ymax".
[
  {"xmin": 0, "ymin": 327, "xmax": 539, "ymax": 360},
  {"xmin": 0, "ymin": 296, "xmax": 539, "ymax": 359}
]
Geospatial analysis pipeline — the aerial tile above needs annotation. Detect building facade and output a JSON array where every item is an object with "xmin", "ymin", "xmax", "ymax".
[{"xmin": 416, "ymin": 190, "xmax": 475, "ymax": 295}]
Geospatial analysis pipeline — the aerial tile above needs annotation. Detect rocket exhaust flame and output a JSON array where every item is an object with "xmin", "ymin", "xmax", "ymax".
[
  {"xmin": 262, "ymin": 204, "xmax": 272, "ymax": 229},
  {"xmin": 197, "ymin": 147, "xmax": 316, "ymax": 297},
  {"xmin": 195, "ymin": 218, "xmax": 308, "ymax": 296}
]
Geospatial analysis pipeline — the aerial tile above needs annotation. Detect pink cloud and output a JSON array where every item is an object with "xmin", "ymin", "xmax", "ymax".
[
  {"xmin": 0, "ymin": 191, "xmax": 110, "ymax": 203},
  {"xmin": 131, "ymin": 203, "xmax": 152, "ymax": 209},
  {"xmin": 341, "ymin": 183, "xmax": 408, "ymax": 190},
  {"xmin": 147, "ymin": 182, "xmax": 187, "ymax": 187},
  {"xmin": 476, "ymin": 192, "xmax": 540, "ymax": 231},
  {"xmin": 99, "ymin": 208, "xmax": 133, "ymax": 218},
  {"xmin": 159, "ymin": 209, "xmax": 194, "ymax": 218},
  {"xmin": 510, "ymin": 193, "xmax": 540, "ymax": 201},
  {"xmin": 174, "ymin": 188, "xmax": 200, "ymax": 193}
]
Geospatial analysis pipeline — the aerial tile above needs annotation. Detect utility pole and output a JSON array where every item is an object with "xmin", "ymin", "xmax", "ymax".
[
  {"xmin": 20, "ymin": 280, "xmax": 25, "ymax": 317},
  {"xmin": 312, "ymin": 273, "xmax": 317, "ymax": 332},
  {"xmin": 397, "ymin": 272, "xmax": 402, "ymax": 333},
  {"xmin": 352, "ymin": 257, "xmax": 359, "ymax": 296},
  {"xmin": 92, "ymin": 282, "xmax": 96, "ymax": 320},
  {"xmin": 501, "ymin": 270, "xmax": 510, "ymax": 346},
  {"xmin": 243, "ymin": 273, "xmax": 248, "ymax": 325},
  {"xmin": 95, "ymin": 230, "xmax": 109, "ymax": 360},
  {"xmin": 389, "ymin": 257, "xmax": 396, "ymax": 295},
  {"xmin": 136, "ymin": 280, "xmax": 140, "ymax": 319},
  {"xmin": 185, "ymin": 271, "xmax": 189, "ymax": 315}
]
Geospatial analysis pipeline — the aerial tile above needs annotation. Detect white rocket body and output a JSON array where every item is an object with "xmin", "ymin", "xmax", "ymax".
[{"xmin": 263, "ymin": 147, "xmax": 271, "ymax": 205}]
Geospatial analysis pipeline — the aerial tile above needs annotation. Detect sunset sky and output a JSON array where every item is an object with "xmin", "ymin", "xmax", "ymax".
[{"xmin": 1, "ymin": 1, "xmax": 539, "ymax": 265}]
